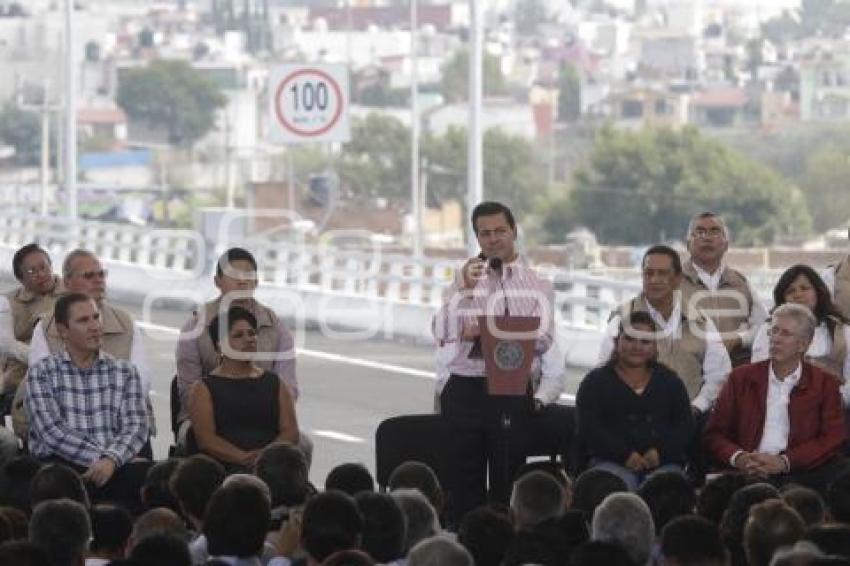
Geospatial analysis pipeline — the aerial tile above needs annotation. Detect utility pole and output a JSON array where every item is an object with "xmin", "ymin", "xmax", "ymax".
[
  {"xmin": 467, "ymin": 0, "xmax": 483, "ymax": 256},
  {"xmin": 64, "ymin": 0, "xmax": 78, "ymax": 221},
  {"xmin": 410, "ymin": 0, "xmax": 422, "ymax": 258}
]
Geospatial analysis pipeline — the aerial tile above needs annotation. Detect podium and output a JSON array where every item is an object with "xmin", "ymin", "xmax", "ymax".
[{"xmin": 478, "ymin": 315, "xmax": 540, "ymax": 499}]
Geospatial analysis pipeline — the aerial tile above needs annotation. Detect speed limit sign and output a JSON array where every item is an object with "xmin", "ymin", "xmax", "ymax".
[{"xmin": 268, "ymin": 64, "xmax": 351, "ymax": 144}]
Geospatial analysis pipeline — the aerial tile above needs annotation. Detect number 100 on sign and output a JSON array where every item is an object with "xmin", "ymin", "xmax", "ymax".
[{"xmin": 269, "ymin": 64, "xmax": 351, "ymax": 144}]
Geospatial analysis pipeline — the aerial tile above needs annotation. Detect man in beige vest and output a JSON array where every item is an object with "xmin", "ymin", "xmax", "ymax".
[
  {"xmin": 598, "ymin": 244, "xmax": 732, "ymax": 415},
  {"xmin": 13, "ymin": 249, "xmax": 153, "ymax": 446},
  {"xmin": 680, "ymin": 212, "xmax": 767, "ymax": 367},
  {"xmin": 175, "ymin": 247, "xmax": 308, "ymax": 465},
  {"xmin": 823, "ymin": 228, "xmax": 850, "ymax": 320}
]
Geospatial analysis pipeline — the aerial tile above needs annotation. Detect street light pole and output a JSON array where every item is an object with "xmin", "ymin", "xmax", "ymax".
[
  {"xmin": 410, "ymin": 0, "xmax": 422, "ymax": 258},
  {"xmin": 467, "ymin": 0, "xmax": 483, "ymax": 256},
  {"xmin": 64, "ymin": 0, "xmax": 78, "ymax": 221}
]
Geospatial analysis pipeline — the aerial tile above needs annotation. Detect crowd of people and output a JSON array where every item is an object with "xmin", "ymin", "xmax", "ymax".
[{"xmin": 0, "ymin": 200, "xmax": 848, "ymax": 564}]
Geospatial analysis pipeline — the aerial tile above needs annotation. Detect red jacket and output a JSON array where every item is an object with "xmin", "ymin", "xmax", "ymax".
[{"xmin": 704, "ymin": 360, "xmax": 846, "ymax": 471}]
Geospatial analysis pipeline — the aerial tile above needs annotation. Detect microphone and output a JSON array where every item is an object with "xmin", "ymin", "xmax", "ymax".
[{"xmin": 488, "ymin": 257, "xmax": 509, "ymax": 316}]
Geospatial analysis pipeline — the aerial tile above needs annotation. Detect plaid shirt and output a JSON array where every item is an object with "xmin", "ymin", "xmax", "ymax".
[{"xmin": 25, "ymin": 350, "xmax": 149, "ymax": 467}]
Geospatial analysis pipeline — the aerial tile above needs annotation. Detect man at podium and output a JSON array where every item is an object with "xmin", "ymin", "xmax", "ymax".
[{"xmin": 432, "ymin": 201, "xmax": 566, "ymax": 523}]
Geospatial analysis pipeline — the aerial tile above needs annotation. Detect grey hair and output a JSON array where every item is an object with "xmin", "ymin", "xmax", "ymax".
[
  {"xmin": 408, "ymin": 535, "xmax": 474, "ymax": 566},
  {"xmin": 686, "ymin": 211, "xmax": 730, "ymax": 241},
  {"xmin": 510, "ymin": 470, "xmax": 566, "ymax": 530},
  {"xmin": 592, "ymin": 492, "xmax": 655, "ymax": 566},
  {"xmin": 30, "ymin": 498, "xmax": 92, "ymax": 566},
  {"xmin": 772, "ymin": 303, "xmax": 817, "ymax": 343},
  {"xmin": 223, "ymin": 473, "xmax": 272, "ymax": 504},
  {"xmin": 390, "ymin": 488, "xmax": 440, "ymax": 554},
  {"xmin": 62, "ymin": 248, "xmax": 98, "ymax": 277}
]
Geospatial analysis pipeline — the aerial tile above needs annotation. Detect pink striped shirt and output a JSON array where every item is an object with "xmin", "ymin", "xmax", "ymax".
[{"xmin": 433, "ymin": 255, "xmax": 554, "ymax": 377}]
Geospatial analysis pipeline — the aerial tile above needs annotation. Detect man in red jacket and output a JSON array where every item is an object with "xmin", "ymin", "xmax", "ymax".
[{"xmin": 704, "ymin": 302, "xmax": 849, "ymax": 493}]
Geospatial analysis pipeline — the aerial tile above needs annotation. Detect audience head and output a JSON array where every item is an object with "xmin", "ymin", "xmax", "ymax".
[
  {"xmin": 169, "ymin": 455, "xmax": 226, "ymax": 525},
  {"xmin": 53, "ymin": 293, "xmax": 102, "ymax": 354},
  {"xmin": 744, "ymin": 499, "xmax": 805, "ymax": 566},
  {"xmin": 769, "ymin": 304, "xmax": 818, "ymax": 365},
  {"xmin": 661, "ymin": 515, "xmax": 728, "ymax": 566},
  {"xmin": 255, "ymin": 441, "xmax": 310, "ymax": 509},
  {"xmin": 139, "ymin": 459, "xmax": 181, "ymax": 513},
  {"xmin": 514, "ymin": 460, "xmax": 572, "ymax": 507},
  {"xmin": 390, "ymin": 488, "xmax": 440, "ymax": 554},
  {"xmin": 572, "ymin": 469, "xmax": 628, "ymax": 523},
  {"xmin": 720, "ymin": 483, "xmax": 780, "ymax": 565},
  {"xmin": 591, "ymin": 492, "xmax": 654, "ymax": 566},
  {"xmin": 637, "ymin": 469, "xmax": 697, "ymax": 534},
  {"xmin": 501, "ymin": 530, "xmax": 560, "ymax": 566},
  {"xmin": 408, "ymin": 535, "xmax": 474, "ymax": 566},
  {"xmin": 203, "ymin": 482, "xmax": 270, "ymax": 559},
  {"xmin": 322, "ymin": 549, "xmax": 376, "ymax": 566},
  {"xmin": 803, "ymin": 524, "xmax": 850, "ymax": 559},
  {"xmin": 89, "ymin": 504, "xmax": 132, "ymax": 560},
  {"xmin": 686, "ymin": 212, "xmax": 730, "ymax": 266},
  {"xmin": 458, "ymin": 506, "xmax": 514, "ymax": 566},
  {"xmin": 781, "ymin": 486, "xmax": 826, "ymax": 526},
  {"xmin": 773, "ymin": 264, "xmax": 841, "ymax": 324},
  {"xmin": 62, "ymin": 249, "xmax": 106, "ymax": 303},
  {"xmin": 0, "ymin": 456, "xmax": 42, "ymax": 514},
  {"xmin": 388, "ymin": 461, "xmax": 444, "ymax": 513},
  {"xmin": 569, "ymin": 540, "xmax": 636, "ymax": 566},
  {"xmin": 0, "ymin": 540, "xmax": 50, "ymax": 566},
  {"xmin": 827, "ymin": 469, "xmax": 850, "ymax": 524},
  {"xmin": 510, "ymin": 470, "xmax": 566, "ymax": 531},
  {"xmin": 29, "ymin": 464, "xmax": 89, "ymax": 509},
  {"xmin": 12, "ymin": 243, "xmax": 53, "ymax": 292},
  {"xmin": 207, "ymin": 306, "xmax": 258, "ymax": 355},
  {"xmin": 325, "ymin": 463, "xmax": 375, "ymax": 496},
  {"xmin": 301, "ymin": 490, "xmax": 364, "ymax": 563},
  {"xmin": 222, "ymin": 473, "xmax": 271, "ymax": 504},
  {"xmin": 610, "ymin": 310, "xmax": 660, "ymax": 368},
  {"xmin": 641, "ymin": 244, "xmax": 683, "ymax": 304},
  {"xmin": 129, "ymin": 533, "xmax": 191, "ymax": 566},
  {"xmin": 698, "ymin": 472, "xmax": 750, "ymax": 525},
  {"xmin": 769, "ymin": 540, "xmax": 841, "ymax": 566},
  {"xmin": 28, "ymin": 499, "xmax": 91, "ymax": 566},
  {"xmin": 354, "ymin": 491, "xmax": 406, "ymax": 564},
  {"xmin": 0, "ymin": 506, "xmax": 28, "ymax": 541},
  {"xmin": 214, "ymin": 247, "xmax": 258, "ymax": 299},
  {"xmin": 130, "ymin": 508, "xmax": 188, "ymax": 551}
]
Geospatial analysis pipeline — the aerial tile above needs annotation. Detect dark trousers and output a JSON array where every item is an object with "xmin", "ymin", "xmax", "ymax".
[
  {"xmin": 440, "ymin": 374, "xmax": 574, "ymax": 525},
  {"xmin": 49, "ymin": 457, "xmax": 153, "ymax": 515},
  {"xmin": 771, "ymin": 456, "xmax": 850, "ymax": 496}
]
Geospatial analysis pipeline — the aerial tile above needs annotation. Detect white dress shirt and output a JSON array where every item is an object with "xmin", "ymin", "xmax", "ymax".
[
  {"xmin": 757, "ymin": 362, "xmax": 802, "ymax": 454},
  {"xmin": 599, "ymin": 297, "xmax": 732, "ymax": 412},
  {"xmin": 751, "ymin": 321, "xmax": 850, "ymax": 406}
]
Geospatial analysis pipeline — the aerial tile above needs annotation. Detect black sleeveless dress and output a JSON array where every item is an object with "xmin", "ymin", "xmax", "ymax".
[{"xmin": 203, "ymin": 370, "xmax": 280, "ymax": 451}]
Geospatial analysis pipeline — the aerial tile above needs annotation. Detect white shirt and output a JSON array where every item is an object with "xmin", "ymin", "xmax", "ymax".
[
  {"xmin": 823, "ymin": 265, "xmax": 837, "ymax": 297},
  {"xmin": 599, "ymin": 297, "xmax": 732, "ymax": 412},
  {"xmin": 757, "ymin": 362, "xmax": 802, "ymax": 454},
  {"xmin": 0, "ymin": 296, "xmax": 32, "ymax": 364},
  {"xmin": 692, "ymin": 263, "xmax": 769, "ymax": 348},
  {"xmin": 28, "ymin": 319, "xmax": 152, "ymax": 395},
  {"xmin": 751, "ymin": 321, "xmax": 850, "ymax": 406}
]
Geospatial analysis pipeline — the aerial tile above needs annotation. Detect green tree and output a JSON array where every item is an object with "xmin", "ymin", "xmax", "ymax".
[
  {"xmin": 800, "ymin": 144, "xmax": 850, "ymax": 230},
  {"xmin": 515, "ymin": 0, "xmax": 548, "ymax": 36},
  {"xmin": 548, "ymin": 127, "xmax": 810, "ymax": 245},
  {"xmin": 0, "ymin": 104, "xmax": 40, "ymax": 166},
  {"xmin": 557, "ymin": 63, "xmax": 581, "ymax": 123},
  {"xmin": 117, "ymin": 60, "xmax": 226, "ymax": 147},
  {"xmin": 439, "ymin": 49, "xmax": 507, "ymax": 103},
  {"xmin": 337, "ymin": 114, "xmax": 411, "ymax": 200}
]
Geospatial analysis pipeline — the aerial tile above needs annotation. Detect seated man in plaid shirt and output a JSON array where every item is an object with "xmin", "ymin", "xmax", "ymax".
[{"xmin": 25, "ymin": 292, "xmax": 151, "ymax": 512}]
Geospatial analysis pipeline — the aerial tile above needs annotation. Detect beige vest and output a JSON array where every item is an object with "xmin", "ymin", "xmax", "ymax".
[
  {"xmin": 194, "ymin": 299, "xmax": 282, "ymax": 374},
  {"xmin": 833, "ymin": 257, "xmax": 850, "ymax": 321},
  {"xmin": 807, "ymin": 317, "xmax": 847, "ymax": 383},
  {"xmin": 680, "ymin": 261, "xmax": 754, "ymax": 367},
  {"xmin": 1, "ymin": 277, "xmax": 64, "ymax": 392},
  {"xmin": 615, "ymin": 295, "xmax": 708, "ymax": 400}
]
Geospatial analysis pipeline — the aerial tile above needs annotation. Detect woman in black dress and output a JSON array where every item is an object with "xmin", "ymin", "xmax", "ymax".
[{"xmin": 189, "ymin": 306, "xmax": 299, "ymax": 470}]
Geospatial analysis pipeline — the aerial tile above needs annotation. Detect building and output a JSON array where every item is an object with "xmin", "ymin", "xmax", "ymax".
[{"xmin": 799, "ymin": 52, "xmax": 850, "ymax": 122}]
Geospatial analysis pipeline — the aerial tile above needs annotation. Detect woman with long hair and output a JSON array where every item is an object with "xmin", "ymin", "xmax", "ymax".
[
  {"xmin": 751, "ymin": 264, "xmax": 850, "ymax": 405},
  {"xmin": 576, "ymin": 311, "xmax": 694, "ymax": 491}
]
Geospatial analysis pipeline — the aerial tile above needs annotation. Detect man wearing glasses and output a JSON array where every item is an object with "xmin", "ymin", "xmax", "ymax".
[
  {"xmin": 14, "ymin": 249, "xmax": 153, "ymax": 446},
  {"xmin": 680, "ymin": 212, "xmax": 767, "ymax": 367}
]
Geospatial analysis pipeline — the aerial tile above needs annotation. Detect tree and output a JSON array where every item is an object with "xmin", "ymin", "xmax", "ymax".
[
  {"xmin": 515, "ymin": 0, "xmax": 548, "ymax": 36},
  {"xmin": 546, "ymin": 127, "xmax": 810, "ymax": 246},
  {"xmin": 439, "ymin": 49, "xmax": 507, "ymax": 103},
  {"xmin": 337, "ymin": 114, "xmax": 411, "ymax": 200},
  {"xmin": 117, "ymin": 60, "xmax": 226, "ymax": 147},
  {"xmin": 800, "ymin": 144, "xmax": 850, "ymax": 230},
  {"xmin": 557, "ymin": 63, "xmax": 581, "ymax": 123},
  {"xmin": 0, "ymin": 104, "xmax": 40, "ymax": 166}
]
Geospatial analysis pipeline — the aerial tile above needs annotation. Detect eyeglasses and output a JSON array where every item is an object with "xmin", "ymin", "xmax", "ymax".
[
  {"xmin": 692, "ymin": 227, "xmax": 724, "ymax": 239},
  {"xmin": 23, "ymin": 266, "xmax": 51, "ymax": 277},
  {"xmin": 75, "ymin": 269, "xmax": 108, "ymax": 280}
]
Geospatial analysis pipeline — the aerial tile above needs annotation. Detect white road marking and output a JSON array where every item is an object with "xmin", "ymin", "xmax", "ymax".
[
  {"xmin": 136, "ymin": 321, "xmax": 576, "ymax": 404},
  {"xmin": 311, "ymin": 429, "xmax": 366, "ymax": 444}
]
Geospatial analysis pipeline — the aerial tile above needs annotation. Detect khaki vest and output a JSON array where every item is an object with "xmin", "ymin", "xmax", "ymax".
[
  {"xmin": 615, "ymin": 295, "xmax": 708, "ymax": 400},
  {"xmin": 193, "ymin": 299, "xmax": 283, "ymax": 374},
  {"xmin": 806, "ymin": 317, "xmax": 847, "ymax": 383},
  {"xmin": 1, "ymin": 277, "xmax": 64, "ymax": 392},
  {"xmin": 833, "ymin": 257, "xmax": 850, "ymax": 321},
  {"xmin": 680, "ymin": 261, "xmax": 755, "ymax": 367}
]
